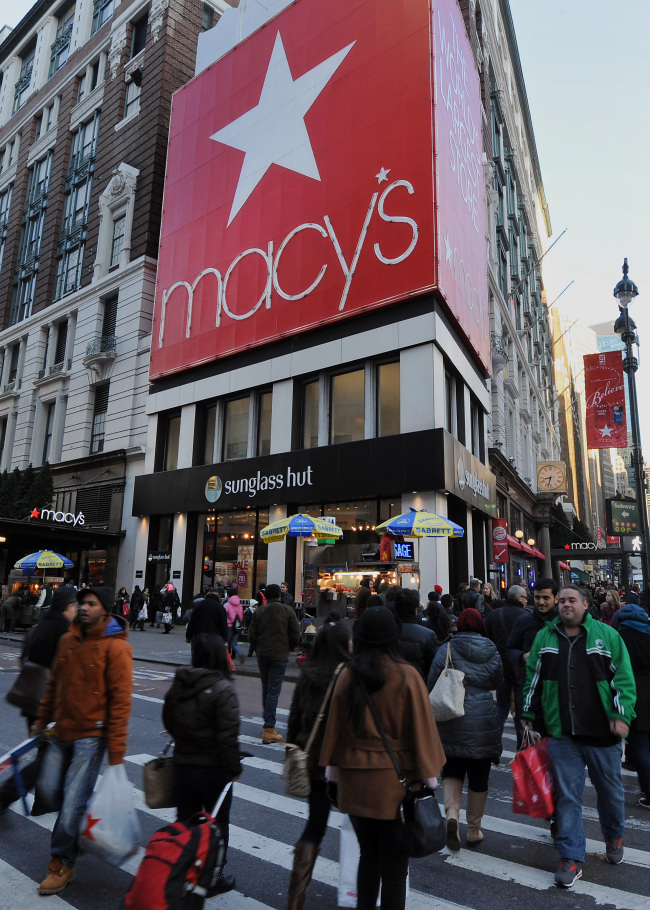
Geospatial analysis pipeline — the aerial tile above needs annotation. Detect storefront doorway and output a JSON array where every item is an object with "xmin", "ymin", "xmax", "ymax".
[{"xmin": 199, "ymin": 508, "xmax": 269, "ymax": 598}]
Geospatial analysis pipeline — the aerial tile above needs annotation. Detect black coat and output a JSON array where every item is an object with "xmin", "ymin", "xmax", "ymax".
[
  {"xmin": 618, "ymin": 628, "xmax": 650, "ymax": 731},
  {"xmin": 185, "ymin": 594, "xmax": 228, "ymax": 642},
  {"xmin": 507, "ymin": 606, "xmax": 559, "ymax": 679},
  {"xmin": 486, "ymin": 600, "xmax": 526, "ymax": 682},
  {"xmin": 398, "ymin": 617, "xmax": 440, "ymax": 680},
  {"xmin": 427, "ymin": 633, "xmax": 503, "ymax": 762},
  {"xmin": 23, "ymin": 610, "xmax": 71, "ymax": 668},
  {"xmin": 163, "ymin": 667, "xmax": 241, "ymax": 773},
  {"xmin": 287, "ymin": 662, "xmax": 343, "ymax": 780}
]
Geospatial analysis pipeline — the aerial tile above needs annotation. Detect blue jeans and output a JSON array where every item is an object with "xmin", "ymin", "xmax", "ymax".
[
  {"xmin": 627, "ymin": 726, "xmax": 650, "ymax": 799},
  {"xmin": 36, "ymin": 736, "xmax": 106, "ymax": 866},
  {"xmin": 257, "ymin": 658, "xmax": 287, "ymax": 728},
  {"xmin": 547, "ymin": 735, "xmax": 625, "ymax": 863},
  {"xmin": 229, "ymin": 628, "xmax": 241, "ymax": 658}
]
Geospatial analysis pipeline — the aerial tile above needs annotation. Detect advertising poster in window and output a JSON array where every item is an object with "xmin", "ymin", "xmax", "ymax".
[
  {"xmin": 584, "ymin": 352, "xmax": 627, "ymax": 449},
  {"xmin": 236, "ymin": 545, "xmax": 254, "ymax": 599},
  {"xmin": 151, "ymin": 0, "xmax": 488, "ymax": 380}
]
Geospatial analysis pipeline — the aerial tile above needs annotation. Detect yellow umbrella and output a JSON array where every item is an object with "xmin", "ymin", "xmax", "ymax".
[
  {"xmin": 260, "ymin": 514, "xmax": 343, "ymax": 605},
  {"xmin": 260, "ymin": 513, "xmax": 343, "ymax": 543},
  {"xmin": 376, "ymin": 508, "xmax": 464, "ymax": 538}
]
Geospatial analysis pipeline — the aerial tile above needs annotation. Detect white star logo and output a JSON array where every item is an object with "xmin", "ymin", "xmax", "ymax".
[
  {"xmin": 211, "ymin": 32, "xmax": 355, "ymax": 226},
  {"xmin": 599, "ymin": 425, "xmax": 613, "ymax": 438},
  {"xmin": 376, "ymin": 167, "xmax": 390, "ymax": 183}
]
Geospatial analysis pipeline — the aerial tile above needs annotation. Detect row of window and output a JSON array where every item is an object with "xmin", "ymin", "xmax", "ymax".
[
  {"xmin": 9, "ymin": 0, "xmax": 115, "ymax": 116},
  {"xmin": 0, "ymin": 376, "xmax": 109, "ymax": 469},
  {"xmin": 1, "ymin": 292, "xmax": 118, "ymax": 396},
  {"xmin": 4, "ymin": 109, "xmax": 127, "ymax": 322},
  {"xmin": 157, "ymin": 358, "xmax": 486, "ymax": 472}
]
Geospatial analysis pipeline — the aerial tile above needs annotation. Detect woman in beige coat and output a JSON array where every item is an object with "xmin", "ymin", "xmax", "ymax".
[{"xmin": 320, "ymin": 606, "xmax": 445, "ymax": 910}]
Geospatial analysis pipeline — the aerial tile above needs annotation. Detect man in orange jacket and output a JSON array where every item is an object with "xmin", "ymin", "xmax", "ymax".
[{"xmin": 32, "ymin": 586, "xmax": 133, "ymax": 896}]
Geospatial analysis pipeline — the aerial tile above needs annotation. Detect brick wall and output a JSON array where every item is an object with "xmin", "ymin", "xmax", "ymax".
[{"xmin": 0, "ymin": 0, "xmax": 207, "ymax": 328}]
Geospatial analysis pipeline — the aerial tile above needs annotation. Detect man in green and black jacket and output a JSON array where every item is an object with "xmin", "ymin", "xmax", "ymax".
[{"xmin": 522, "ymin": 584, "xmax": 636, "ymax": 890}]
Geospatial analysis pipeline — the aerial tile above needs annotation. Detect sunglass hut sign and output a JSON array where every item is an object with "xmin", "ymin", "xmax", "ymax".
[{"xmin": 205, "ymin": 466, "xmax": 314, "ymax": 503}]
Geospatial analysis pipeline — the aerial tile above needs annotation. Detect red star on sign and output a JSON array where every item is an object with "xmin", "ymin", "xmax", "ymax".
[
  {"xmin": 564, "ymin": 544, "xmax": 571, "ymax": 550},
  {"xmin": 30, "ymin": 508, "xmax": 40, "ymax": 518},
  {"xmin": 83, "ymin": 814, "xmax": 100, "ymax": 840}
]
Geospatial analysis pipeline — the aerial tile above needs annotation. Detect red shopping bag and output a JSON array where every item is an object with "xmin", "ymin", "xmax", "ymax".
[{"xmin": 511, "ymin": 730, "xmax": 555, "ymax": 818}]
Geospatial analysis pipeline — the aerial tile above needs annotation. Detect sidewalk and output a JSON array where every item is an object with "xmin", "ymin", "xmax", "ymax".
[{"xmin": 0, "ymin": 626, "xmax": 303, "ymax": 680}]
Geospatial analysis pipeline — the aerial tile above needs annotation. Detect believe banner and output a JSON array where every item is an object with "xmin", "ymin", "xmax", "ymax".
[{"xmin": 584, "ymin": 352, "xmax": 627, "ymax": 449}]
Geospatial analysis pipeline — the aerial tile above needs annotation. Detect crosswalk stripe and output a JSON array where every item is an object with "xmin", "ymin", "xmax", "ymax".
[
  {"xmin": 122, "ymin": 754, "xmax": 650, "ymax": 870},
  {"xmin": 0, "ymin": 856, "xmax": 75, "ymax": 909},
  {"xmin": 124, "ymin": 778, "xmax": 473, "ymax": 910},
  {"xmin": 4, "ymin": 734, "xmax": 648, "ymax": 910},
  {"xmin": 444, "ymin": 849, "xmax": 649, "ymax": 909}
]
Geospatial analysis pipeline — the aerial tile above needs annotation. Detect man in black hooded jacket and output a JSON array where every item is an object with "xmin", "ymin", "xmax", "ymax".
[{"xmin": 506, "ymin": 577, "xmax": 559, "ymax": 743}]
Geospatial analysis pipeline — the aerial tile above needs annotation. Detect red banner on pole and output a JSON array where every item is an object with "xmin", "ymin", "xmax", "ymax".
[
  {"xmin": 492, "ymin": 518, "xmax": 508, "ymax": 563},
  {"xmin": 584, "ymin": 352, "xmax": 627, "ymax": 449}
]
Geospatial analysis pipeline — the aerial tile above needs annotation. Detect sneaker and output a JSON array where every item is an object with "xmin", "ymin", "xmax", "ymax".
[
  {"xmin": 605, "ymin": 837, "xmax": 624, "ymax": 864},
  {"xmin": 261, "ymin": 727, "xmax": 283, "ymax": 744},
  {"xmin": 38, "ymin": 858, "xmax": 76, "ymax": 895},
  {"xmin": 639, "ymin": 797, "xmax": 650, "ymax": 810},
  {"xmin": 554, "ymin": 859, "xmax": 582, "ymax": 888}
]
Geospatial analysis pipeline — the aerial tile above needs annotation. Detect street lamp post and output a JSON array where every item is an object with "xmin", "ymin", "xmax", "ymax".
[{"xmin": 613, "ymin": 258, "xmax": 650, "ymax": 592}]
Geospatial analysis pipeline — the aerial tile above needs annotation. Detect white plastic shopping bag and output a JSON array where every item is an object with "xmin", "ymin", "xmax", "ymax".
[
  {"xmin": 80, "ymin": 763, "xmax": 142, "ymax": 866},
  {"xmin": 338, "ymin": 815, "xmax": 408, "ymax": 908},
  {"xmin": 338, "ymin": 815, "xmax": 360, "ymax": 908}
]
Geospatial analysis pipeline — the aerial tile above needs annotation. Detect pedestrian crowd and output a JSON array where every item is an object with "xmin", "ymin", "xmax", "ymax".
[{"xmin": 1, "ymin": 573, "xmax": 649, "ymax": 906}]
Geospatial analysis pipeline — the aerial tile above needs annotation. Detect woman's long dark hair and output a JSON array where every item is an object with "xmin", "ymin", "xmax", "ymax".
[
  {"xmin": 302, "ymin": 623, "xmax": 350, "ymax": 683},
  {"xmin": 347, "ymin": 637, "xmax": 405, "ymax": 734},
  {"xmin": 426, "ymin": 602, "xmax": 453, "ymax": 640},
  {"xmin": 191, "ymin": 633, "xmax": 232, "ymax": 677}
]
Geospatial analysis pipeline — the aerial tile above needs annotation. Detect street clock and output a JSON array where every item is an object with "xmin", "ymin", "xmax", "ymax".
[{"xmin": 537, "ymin": 461, "xmax": 568, "ymax": 493}]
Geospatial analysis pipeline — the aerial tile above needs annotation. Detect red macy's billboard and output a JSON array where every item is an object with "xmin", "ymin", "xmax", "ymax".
[{"xmin": 150, "ymin": 0, "xmax": 489, "ymax": 380}]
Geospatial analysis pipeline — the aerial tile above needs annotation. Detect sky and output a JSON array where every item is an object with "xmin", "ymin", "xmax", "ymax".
[
  {"xmin": 2, "ymin": 0, "xmax": 650, "ymax": 450},
  {"xmin": 509, "ymin": 0, "xmax": 650, "ymax": 452}
]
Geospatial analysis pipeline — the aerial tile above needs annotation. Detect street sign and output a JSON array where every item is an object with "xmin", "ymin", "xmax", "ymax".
[{"xmin": 606, "ymin": 497, "xmax": 640, "ymax": 536}]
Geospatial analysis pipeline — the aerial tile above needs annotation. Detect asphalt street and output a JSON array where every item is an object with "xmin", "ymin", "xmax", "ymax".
[{"xmin": 1, "ymin": 638, "xmax": 650, "ymax": 910}]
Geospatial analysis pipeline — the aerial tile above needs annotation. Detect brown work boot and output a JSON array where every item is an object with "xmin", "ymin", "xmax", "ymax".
[
  {"xmin": 38, "ymin": 857, "xmax": 76, "ymax": 895},
  {"xmin": 262, "ymin": 727, "xmax": 283, "ymax": 744}
]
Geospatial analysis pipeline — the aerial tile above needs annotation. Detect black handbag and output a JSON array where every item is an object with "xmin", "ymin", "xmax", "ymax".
[
  {"xmin": 5, "ymin": 661, "xmax": 50, "ymax": 716},
  {"xmin": 361, "ymin": 681, "xmax": 446, "ymax": 857}
]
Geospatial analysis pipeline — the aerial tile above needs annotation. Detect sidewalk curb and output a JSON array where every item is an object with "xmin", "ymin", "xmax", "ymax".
[{"xmin": 0, "ymin": 633, "xmax": 300, "ymax": 681}]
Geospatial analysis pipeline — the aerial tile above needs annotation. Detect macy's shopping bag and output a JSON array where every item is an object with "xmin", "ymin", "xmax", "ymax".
[
  {"xmin": 80, "ymin": 763, "xmax": 142, "ymax": 865},
  {"xmin": 511, "ymin": 731, "xmax": 555, "ymax": 819}
]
